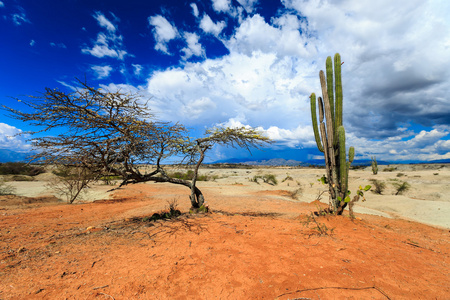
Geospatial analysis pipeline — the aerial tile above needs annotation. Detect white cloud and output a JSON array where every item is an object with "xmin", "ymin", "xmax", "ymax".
[
  {"xmin": 236, "ymin": 0, "xmax": 259, "ymax": 13},
  {"xmin": 190, "ymin": 3, "xmax": 199, "ymax": 17},
  {"xmin": 82, "ymin": 12, "xmax": 128, "ymax": 60},
  {"xmin": 29, "ymin": 40, "xmax": 35, "ymax": 47},
  {"xmin": 199, "ymin": 14, "xmax": 226, "ymax": 36},
  {"xmin": 132, "ymin": 64, "xmax": 143, "ymax": 76},
  {"xmin": 94, "ymin": 11, "xmax": 116, "ymax": 32},
  {"xmin": 91, "ymin": 65, "xmax": 113, "ymax": 79},
  {"xmin": 0, "ymin": 2, "xmax": 4, "ymax": 8},
  {"xmin": 0, "ymin": 123, "xmax": 31, "ymax": 151},
  {"xmin": 212, "ymin": 0, "xmax": 232, "ymax": 13},
  {"xmin": 147, "ymin": 50, "xmax": 314, "ymax": 128},
  {"xmin": 181, "ymin": 32, "xmax": 205, "ymax": 60},
  {"xmin": 149, "ymin": 15, "xmax": 179, "ymax": 54},
  {"xmin": 226, "ymin": 14, "xmax": 315, "ymax": 58}
]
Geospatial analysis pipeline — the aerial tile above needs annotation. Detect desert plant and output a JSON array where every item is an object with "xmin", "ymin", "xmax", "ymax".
[
  {"xmin": 287, "ymin": 187, "xmax": 303, "ymax": 200},
  {"xmin": 393, "ymin": 181, "xmax": 410, "ymax": 195},
  {"xmin": 302, "ymin": 212, "xmax": 335, "ymax": 236},
  {"xmin": 282, "ymin": 174, "xmax": 294, "ymax": 182},
  {"xmin": 0, "ymin": 179, "xmax": 16, "ymax": 195},
  {"xmin": 310, "ymin": 53, "xmax": 354, "ymax": 215},
  {"xmin": 371, "ymin": 156, "xmax": 378, "ymax": 175},
  {"xmin": 396, "ymin": 173, "xmax": 406, "ymax": 177},
  {"xmin": 383, "ymin": 166, "xmax": 396, "ymax": 172},
  {"xmin": 48, "ymin": 165, "xmax": 98, "ymax": 203},
  {"xmin": 370, "ymin": 179, "xmax": 386, "ymax": 194},
  {"xmin": 348, "ymin": 185, "xmax": 371, "ymax": 219}
]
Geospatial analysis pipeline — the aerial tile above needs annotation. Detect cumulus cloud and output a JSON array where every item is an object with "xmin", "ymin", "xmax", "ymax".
[
  {"xmin": 0, "ymin": 2, "xmax": 4, "ymax": 8},
  {"xmin": 149, "ymin": 15, "xmax": 179, "ymax": 54},
  {"xmin": 212, "ymin": 0, "xmax": 232, "ymax": 13},
  {"xmin": 82, "ymin": 12, "xmax": 128, "ymax": 60},
  {"xmin": 91, "ymin": 65, "xmax": 113, "ymax": 79},
  {"xmin": 0, "ymin": 123, "xmax": 31, "ymax": 151},
  {"xmin": 199, "ymin": 14, "xmax": 226, "ymax": 36},
  {"xmin": 226, "ymin": 14, "xmax": 315, "ymax": 58},
  {"xmin": 181, "ymin": 32, "xmax": 205, "ymax": 60},
  {"xmin": 236, "ymin": 0, "xmax": 259, "ymax": 13},
  {"xmin": 138, "ymin": 0, "xmax": 450, "ymax": 161}
]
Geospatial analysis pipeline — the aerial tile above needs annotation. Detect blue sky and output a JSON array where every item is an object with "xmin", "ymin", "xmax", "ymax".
[{"xmin": 1, "ymin": 0, "xmax": 450, "ymax": 163}]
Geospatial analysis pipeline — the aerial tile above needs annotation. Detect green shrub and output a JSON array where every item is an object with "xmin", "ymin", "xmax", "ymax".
[
  {"xmin": 370, "ymin": 179, "xmax": 386, "ymax": 194},
  {"xmin": 250, "ymin": 174, "xmax": 278, "ymax": 185},
  {"xmin": 383, "ymin": 167, "xmax": 397, "ymax": 172},
  {"xmin": 0, "ymin": 162, "xmax": 45, "ymax": 176},
  {"xmin": 0, "ymin": 180, "xmax": 16, "ymax": 195},
  {"xmin": 393, "ymin": 181, "xmax": 410, "ymax": 195}
]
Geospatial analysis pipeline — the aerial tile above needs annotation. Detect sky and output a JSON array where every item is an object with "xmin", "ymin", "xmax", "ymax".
[{"xmin": 1, "ymin": 0, "xmax": 450, "ymax": 163}]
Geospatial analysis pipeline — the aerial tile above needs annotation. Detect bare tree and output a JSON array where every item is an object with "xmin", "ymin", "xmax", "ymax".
[{"xmin": 2, "ymin": 80, "xmax": 270, "ymax": 208}]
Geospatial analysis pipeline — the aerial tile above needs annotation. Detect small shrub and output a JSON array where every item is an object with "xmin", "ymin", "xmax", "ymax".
[
  {"xmin": 287, "ymin": 187, "xmax": 303, "ymax": 200},
  {"xmin": 383, "ymin": 167, "xmax": 397, "ymax": 172},
  {"xmin": 396, "ymin": 173, "xmax": 405, "ymax": 177},
  {"xmin": 392, "ymin": 181, "xmax": 410, "ymax": 195},
  {"xmin": 262, "ymin": 174, "xmax": 278, "ymax": 185},
  {"xmin": 0, "ymin": 180, "xmax": 16, "ymax": 195},
  {"xmin": 11, "ymin": 175, "xmax": 35, "ymax": 181},
  {"xmin": 282, "ymin": 174, "xmax": 293, "ymax": 182},
  {"xmin": 302, "ymin": 212, "xmax": 334, "ymax": 236},
  {"xmin": 250, "ymin": 174, "xmax": 278, "ymax": 185},
  {"xmin": 370, "ymin": 179, "xmax": 386, "ymax": 194},
  {"xmin": 168, "ymin": 170, "xmax": 211, "ymax": 181}
]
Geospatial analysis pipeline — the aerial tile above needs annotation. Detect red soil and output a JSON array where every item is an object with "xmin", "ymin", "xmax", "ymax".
[{"xmin": 1, "ymin": 182, "xmax": 449, "ymax": 299}]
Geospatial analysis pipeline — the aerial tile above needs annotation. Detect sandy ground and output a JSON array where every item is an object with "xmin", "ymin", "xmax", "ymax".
[
  {"xmin": 0, "ymin": 165, "xmax": 449, "ymax": 299},
  {"xmin": 4, "ymin": 164, "xmax": 450, "ymax": 228}
]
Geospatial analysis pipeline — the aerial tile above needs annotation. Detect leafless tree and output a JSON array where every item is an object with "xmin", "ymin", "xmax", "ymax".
[{"xmin": 3, "ymin": 80, "xmax": 270, "ymax": 208}]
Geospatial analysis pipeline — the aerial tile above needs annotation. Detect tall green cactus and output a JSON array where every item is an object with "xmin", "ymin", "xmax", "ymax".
[{"xmin": 310, "ymin": 53, "xmax": 354, "ymax": 215}]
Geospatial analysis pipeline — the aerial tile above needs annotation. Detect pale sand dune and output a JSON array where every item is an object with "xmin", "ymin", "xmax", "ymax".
[{"xmin": 3, "ymin": 164, "xmax": 450, "ymax": 228}]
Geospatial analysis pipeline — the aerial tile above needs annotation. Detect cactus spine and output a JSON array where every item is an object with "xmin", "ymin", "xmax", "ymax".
[{"xmin": 310, "ymin": 53, "xmax": 354, "ymax": 215}]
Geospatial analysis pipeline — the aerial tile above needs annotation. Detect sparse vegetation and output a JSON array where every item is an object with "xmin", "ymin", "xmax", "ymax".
[
  {"xmin": 48, "ymin": 165, "xmax": 98, "ymax": 203},
  {"xmin": 393, "ymin": 181, "xmax": 411, "ymax": 195},
  {"xmin": 0, "ymin": 162, "xmax": 45, "ymax": 176},
  {"xmin": 370, "ymin": 179, "xmax": 386, "ymax": 194},
  {"xmin": 287, "ymin": 187, "xmax": 303, "ymax": 200},
  {"xmin": 302, "ymin": 212, "xmax": 335, "ymax": 236},
  {"xmin": 250, "ymin": 174, "xmax": 278, "ymax": 185},
  {"xmin": 0, "ymin": 179, "xmax": 16, "ymax": 195},
  {"xmin": 383, "ymin": 166, "xmax": 397, "ymax": 172},
  {"xmin": 396, "ymin": 172, "xmax": 406, "ymax": 177}
]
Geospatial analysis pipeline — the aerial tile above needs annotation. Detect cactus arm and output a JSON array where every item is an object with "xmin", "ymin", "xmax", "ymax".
[
  {"xmin": 348, "ymin": 146, "xmax": 355, "ymax": 163},
  {"xmin": 319, "ymin": 70, "xmax": 334, "ymax": 149},
  {"xmin": 338, "ymin": 126, "xmax": 347, "ymax": 202},
  {"xmin": 334, "ymin": 53, "xmax": 343, "ymax": 129},
  {"xmin": 310, "ymin": 93, "xmax": 324, "ymax": 153},
  {"xmin": 326, "ymin": 56, "xmax": 335, "ymax": 127},
  {"xmin": 319, "ymin": 97, "xmax": 336, "ymax": 200}
]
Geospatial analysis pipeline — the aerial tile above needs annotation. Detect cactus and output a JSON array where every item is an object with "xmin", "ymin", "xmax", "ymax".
[
  {"xmin": 371, "ymin": 156, "xmax": 378, "ymax": 175},
  {"xmin": 310, "ymin": 53, "xmax": 354, "ymax": 215}
]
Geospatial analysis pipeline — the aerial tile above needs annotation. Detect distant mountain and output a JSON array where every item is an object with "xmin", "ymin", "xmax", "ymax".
[
  {"xmin": 211, "ymin": 157, "xmax": 396, "ymax": 166},
  {"xmin": 0, "ymin": 149, "xmax": 33, "ymax": 162}
]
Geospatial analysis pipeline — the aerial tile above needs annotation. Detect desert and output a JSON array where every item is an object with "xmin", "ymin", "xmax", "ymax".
[{"xmin": 1, "ymin": 164, "xmax": 449, "ymax": 299}]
